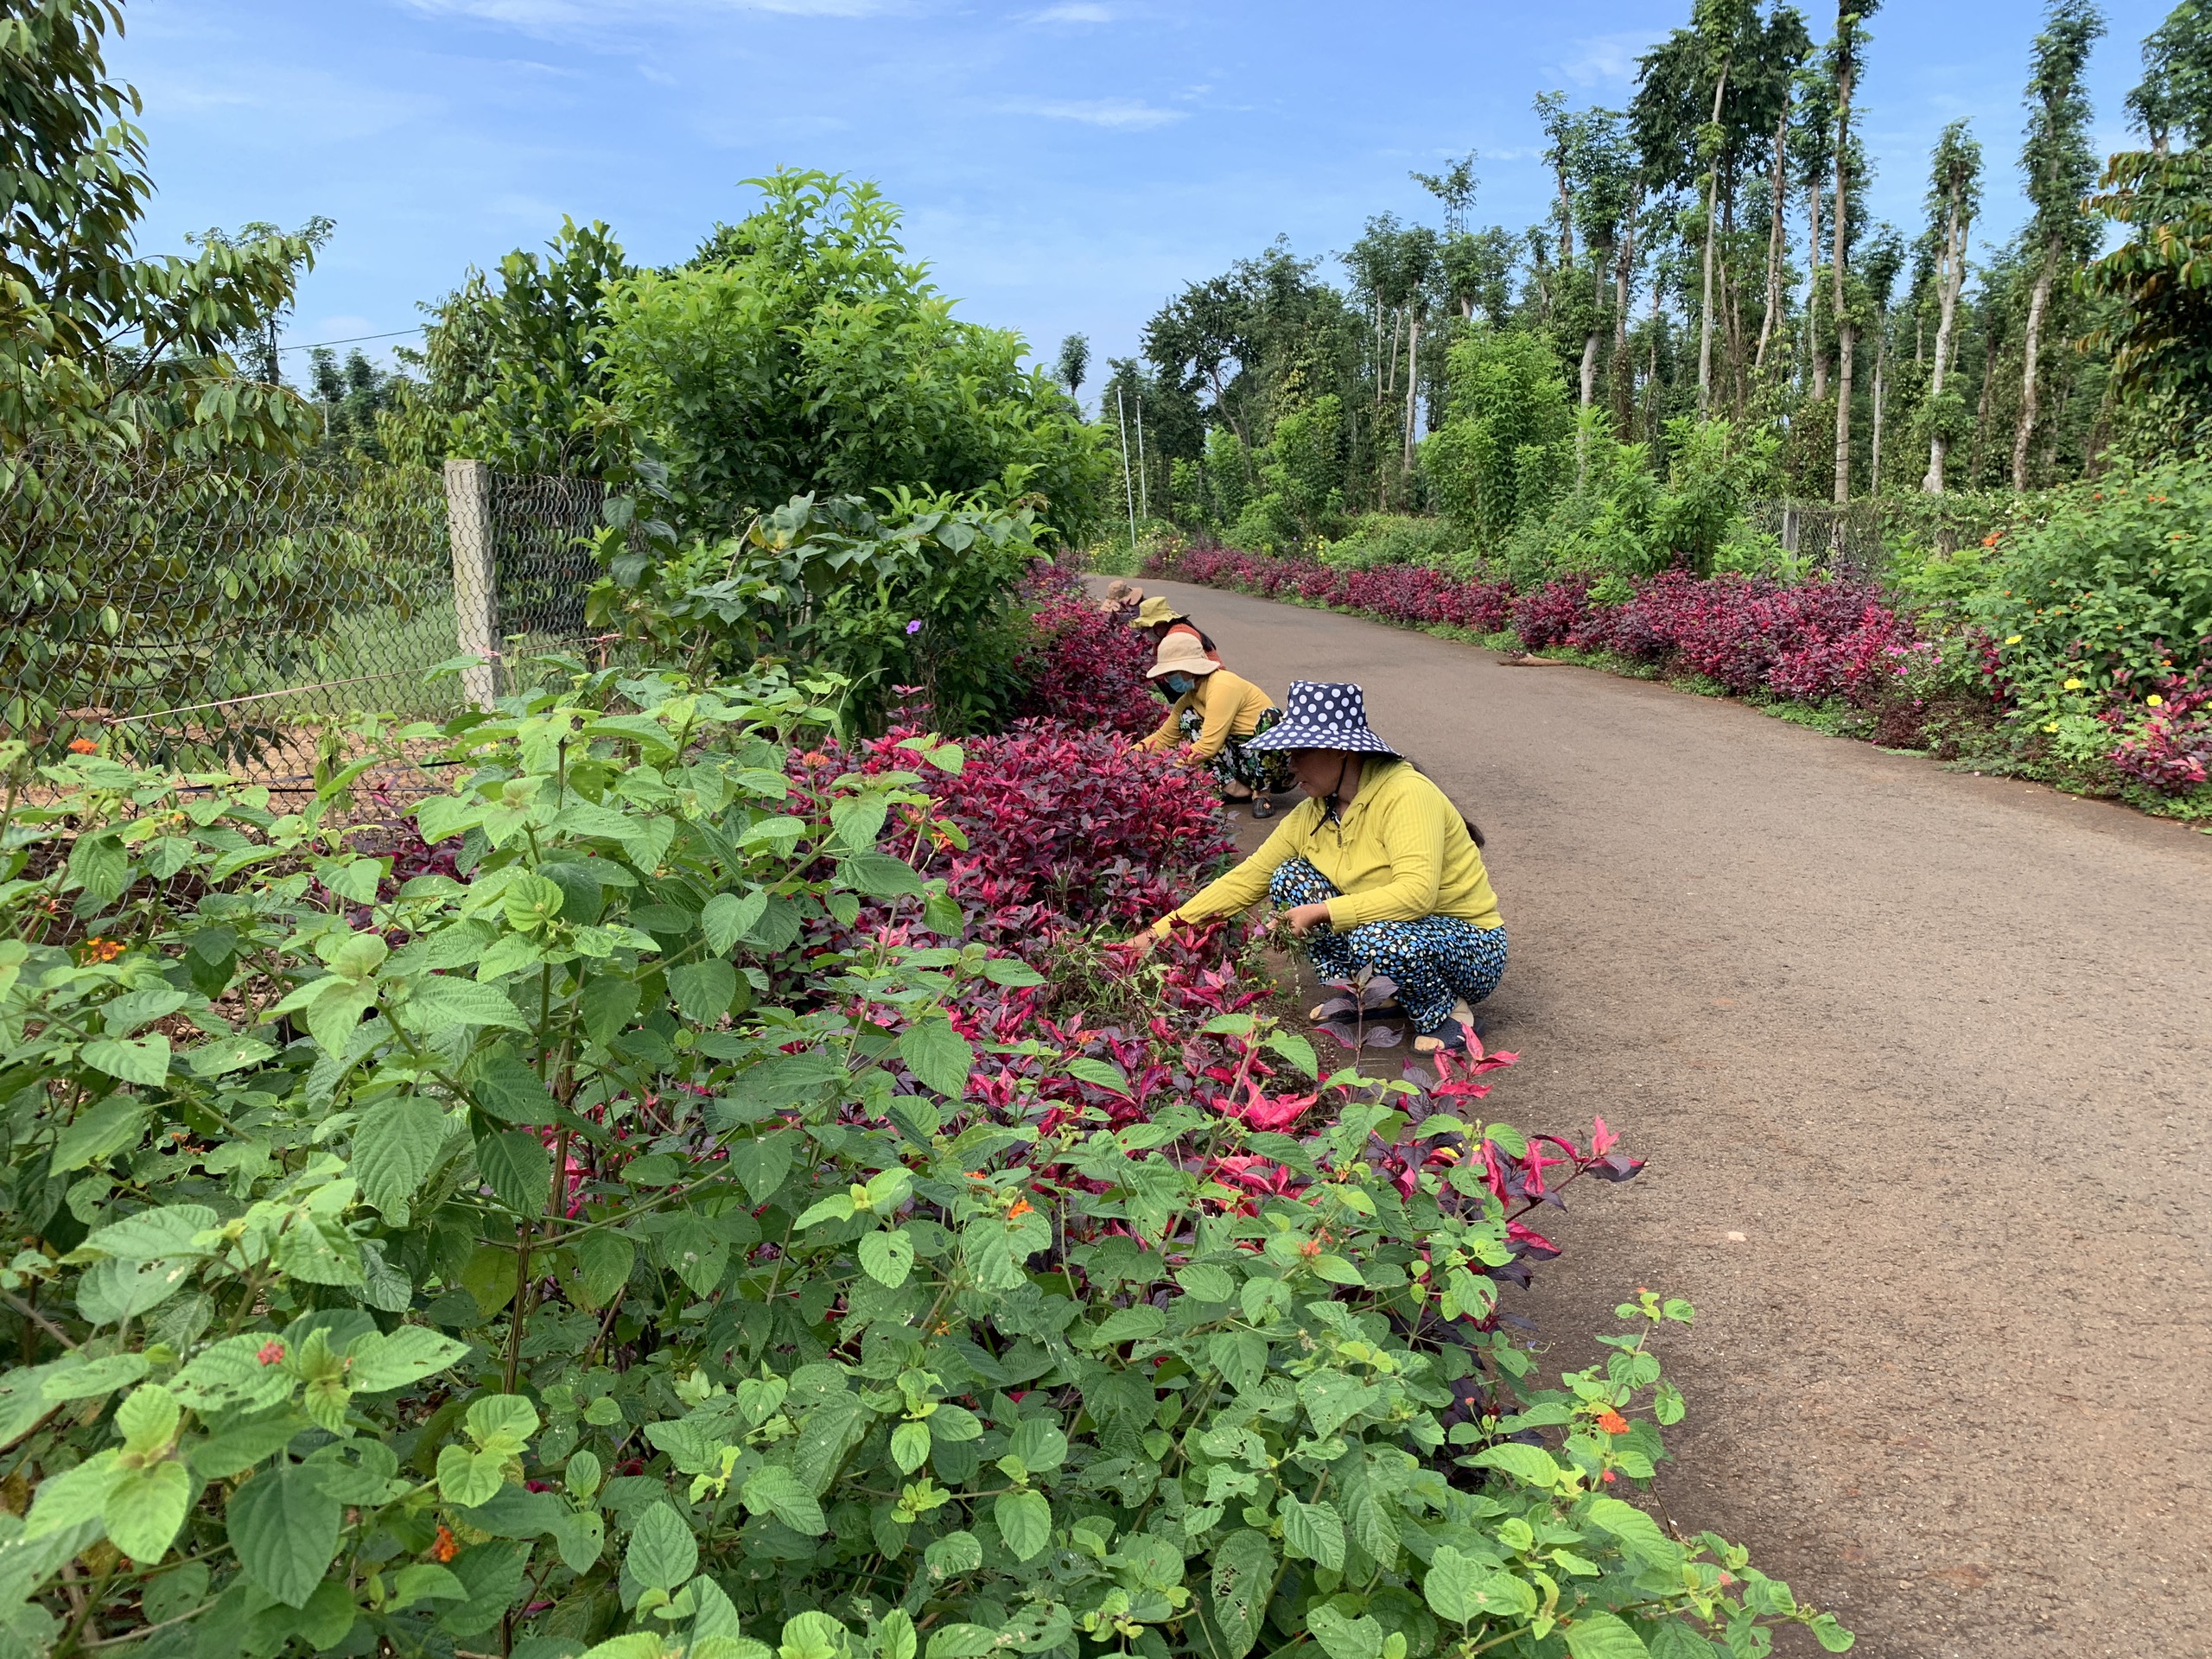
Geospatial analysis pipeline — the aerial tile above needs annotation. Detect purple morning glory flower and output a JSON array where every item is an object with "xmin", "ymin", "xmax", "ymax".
[{"xmin": 906, "ymin": 619, "xmax": 923, "ymax": 635}]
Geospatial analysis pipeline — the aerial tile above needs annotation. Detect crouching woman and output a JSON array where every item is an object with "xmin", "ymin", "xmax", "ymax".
[
  {"xmin": 1136, "ymin": 632, "xmax": 1291, "ymax": 817},
  {"xmin": 1141, "ymin": 680, "xmax": 1505, "ymax": 1054}
]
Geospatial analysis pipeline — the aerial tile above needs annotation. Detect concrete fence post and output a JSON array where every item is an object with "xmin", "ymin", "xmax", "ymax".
[{"xmin": 443, "ymin": 458, "xmax": 499, "ymax": 712}]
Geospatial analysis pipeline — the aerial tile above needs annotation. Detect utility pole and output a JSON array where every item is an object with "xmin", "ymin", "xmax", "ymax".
[
  {"xmin": 1116, "ymin": 388, "xmax": 1137, "ymax": 549},
  {"xmin": 1135, "ymin": 396, "xmax": 1150, "ymax": 521}
]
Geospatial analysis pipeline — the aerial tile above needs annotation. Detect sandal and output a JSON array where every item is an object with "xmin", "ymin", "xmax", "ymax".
[
  {"xmin": 1413, "ymin": 1019, "xmax": 1473, "ymax": 1056},
  {"xmin": 1250, "ymin": 798, "xmax": 1274, "ymax": 818}
]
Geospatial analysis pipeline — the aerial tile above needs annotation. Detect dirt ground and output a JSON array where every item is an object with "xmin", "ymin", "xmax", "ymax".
[{"xmin": 1125, "ymin": 577, "xmax": 2212, "ymax": 1658}]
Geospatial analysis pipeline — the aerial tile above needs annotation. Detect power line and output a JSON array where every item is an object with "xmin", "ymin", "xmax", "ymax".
[{"xmin": 275, "ymin": 326, "xmax": 424, "ymax": 354}]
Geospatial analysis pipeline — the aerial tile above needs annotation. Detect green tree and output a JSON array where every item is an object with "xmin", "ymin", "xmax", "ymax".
[
  {"xmin": 1918, "ymin": 120, "xmax": 1984, "ymax": 493},
  {"xmin": 601, "ymin": 172, "xmax": 1106, "ymax": 541},
  {"xmin": 2012, "ymin": 0, "xmax": 2107, "ymax": 489},
  {"xmin": 0, "ymin": 0, "xmax": 326, "ymax": 454},
  {"xmin": 2126, "ymin": 0, "xmax": 2212, "ymax": 152},
  {"xmin": 308, "ymin": 346, "xmax": 405, "ymax": 460},
  {"xmin": 1827, "ymin": 0, "xmax": 1882, "ymax": 501},
  {"xmin": 1054, "ymin": 331, "xmax": 1090, "ymax": 397},
  {"xmin": 1421, "ymin": 327, "xmax": 1573, "ymax": 541}
]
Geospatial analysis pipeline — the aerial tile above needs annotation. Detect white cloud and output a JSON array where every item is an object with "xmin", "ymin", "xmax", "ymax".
[
  {"xmin": 1004, "ymin": 97, "xmax": 1184, "ymax": 130},
  {"xmin": 1027, "ymin": 3, "xmax": 1114, "ymax": 22},
  {"xmin": 1557, "ymin": 29, "xmax": 1663, "ymax": 88}
]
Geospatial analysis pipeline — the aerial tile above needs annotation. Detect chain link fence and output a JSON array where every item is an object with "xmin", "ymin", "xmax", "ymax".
[{"xmin": 0, "ymin": 444, "xmax": 609, "ymax": 787}]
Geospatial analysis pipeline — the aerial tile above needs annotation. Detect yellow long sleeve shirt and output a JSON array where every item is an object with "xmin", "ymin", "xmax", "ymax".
[
  {"xmin": 1137, "ymin": 669, "xmax": 1275, "ymax": 761},
  {"xmin": 1157, "ymin": 758, "xmax": 1502, "ymax": 933}
]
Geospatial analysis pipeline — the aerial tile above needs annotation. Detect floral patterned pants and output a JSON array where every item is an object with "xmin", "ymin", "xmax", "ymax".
[
  {"xmin": 1179, "ymin": 705, "xmax": 1292, "ymax": 794},
  {"xmin": 1268, "ymin": 857, "xmax": 1508, "ymax": 1033}
]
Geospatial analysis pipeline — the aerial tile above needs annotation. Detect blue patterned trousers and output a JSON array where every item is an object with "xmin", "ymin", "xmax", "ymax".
[{"xmin": 1268, "ymin": 857, "xmax": 1507, "ymax": 1033}]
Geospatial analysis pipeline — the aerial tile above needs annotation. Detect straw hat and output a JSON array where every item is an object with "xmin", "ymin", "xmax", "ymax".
[
  {"xmin": 1130, "ymin": 596, "xmax": 1187, "ymax": 628},
  {"xmin": 1145, "ymin": 632, "xmax": 1221, "ymax": 679}
]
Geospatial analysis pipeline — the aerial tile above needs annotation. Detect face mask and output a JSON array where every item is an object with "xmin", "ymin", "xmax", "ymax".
[{"xmin": 1161, "ymin": 674, "xmax": 1194, "ymax": 696}]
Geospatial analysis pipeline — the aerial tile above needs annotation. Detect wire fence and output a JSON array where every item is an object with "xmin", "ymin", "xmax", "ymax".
[{"xmin": 0, "ymin": 444, "xmax": 609, "ymax": 787}]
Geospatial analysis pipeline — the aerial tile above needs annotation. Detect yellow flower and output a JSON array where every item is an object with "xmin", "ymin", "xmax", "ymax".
[
  {"xmin": 2005, "ymin": 634, "xmax": 2022, "ymax": 645},
  {"xmin": 2147, "ymin": 695, "xmax": 2164, "ymax": 708},
  {"xmin": 2043, "ymin": 721, "xmax": 2060, "ymax": 733},
  {"xmin": 2063, "ymin": 678, "xmax": 2082, "ymax": 690}
]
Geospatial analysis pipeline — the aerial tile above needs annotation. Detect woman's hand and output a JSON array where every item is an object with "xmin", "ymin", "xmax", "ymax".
[
  {"xmin": 1122, "ymin": 927, "xmax": 1160, "ymax": 958},
  {"xmin": 1284, "ymin": 902, "xmax": 1333, "ymax": 938}
]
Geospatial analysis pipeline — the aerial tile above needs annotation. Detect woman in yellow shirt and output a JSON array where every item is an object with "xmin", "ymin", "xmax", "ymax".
[
  {"xmin": 1136, "ymin": 632, "xmax": 1291, "ymax": 816},
  {"xmin": 1147, "ymin": 679, "xmax": 1506, "ymax": 1054}
]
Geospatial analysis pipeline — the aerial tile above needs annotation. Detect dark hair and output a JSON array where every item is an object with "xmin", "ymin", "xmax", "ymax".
[
  {"xmin": 1146, "ymin": 619, "xmax": 1218, "ymax": 654},
  {"xmin": 1389, "ymin": 754, "xmax": 1485, "ymax": 848}
]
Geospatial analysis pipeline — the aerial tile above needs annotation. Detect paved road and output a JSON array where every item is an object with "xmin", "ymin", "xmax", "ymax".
[{"xmin": 1131, "ymin": 577, "xmax": 2212, "ymax": 1658}]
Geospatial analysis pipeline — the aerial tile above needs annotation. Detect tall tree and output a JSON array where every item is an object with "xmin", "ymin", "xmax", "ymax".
[
  {"xmin": 1789, "ymin": 55, "xmax": 1839, "ymax": 397},
  {"xmin": 1054, "ymin": 332, "xmax": 1090, "ymax": 397},
  {"xmin": 1918, "ymin": 120, "xmax": 1984, "ymax": 493},
  {"xmin": 2126, "ymin": 0, "xmax": 2212, "ymax": 153},
  {"xmin": 1752, "ymin": 10, "xmax": 1815, "ymax": 371},
  {"xmin": 1829, "ymin": 0, "xmax": 1880, "ymax": 503},
  {"xmin": 1860, "ymin": 224, "xmax": 1904, "ymax": 492},
  {"xmin": 0, "ymin": 0, "xmax": 327, "ymax": 453},
  {"xmin": 2012, "ymin": 0, "xmax": 2107, "ymax": 490}
]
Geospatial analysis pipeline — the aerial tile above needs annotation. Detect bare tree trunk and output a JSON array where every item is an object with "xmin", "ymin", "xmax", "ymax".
[
  {"xmin": 1970, "ymin": 343, "xmax": 1997, "ymax": 485},
  {"xmin": 1807, "ymin": 181, "xmax": 1828, "ymax": 401},
  {"xmin": 1695, "ymin": 67, "xmax": 1730, "ymax": 417},
  {"xmin": 1832, "ymin": 54, "xmax": 1858, "ymax": 505},
  {"xmin": 2012, "ymin": 252, "xmax": 2054, "ymax": 491},
  {"xmin": 1870, "ymin": 328, "xmax": 1888, "ymax": 493},
  {"xmin": 1756, "ymin": 105, "xmax": 1789, "ymax": 370},
  {"xmin": 1402, "ymin": 313, "xmax": 1421, "ymax": 477},
  {"xmin": 1923, "ymin": 184, "xmax": 1967, "ymax": 493}
]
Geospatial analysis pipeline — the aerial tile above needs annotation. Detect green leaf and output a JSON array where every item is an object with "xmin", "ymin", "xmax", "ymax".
[
  {"xmin": 475, "ymin": 1129, "xmax": 551, "ymax": 1216},
  {"xmin": 1586, "ymin": 1497, "xmax": 1676, "ymax": 1567},
  {"xmin": 702, "ymin": 890, "xmax": 768, "ymax": 955},
  {"xmin": 502, "ymin": 872, "xmax": 567, "ymax": 929},
  {"xmin": 898, "ymin": 1016, "xmax": 973, "ymax": 1099},
  {"xmin": 1065, "ymin": 1057, "xmax": 1129, "ymax": 1093},
  {"xmin": 471, "ymin": 1052, "xmax": 558, "ymax": 1125},
  {"xmin": 1305, "ymin": 1606, "xmax": 1382, "ymax": 1659},
  {"xmin": 391, "ymin": 1563, "xmax": 469, "ymax": 1605},
  {"xmin": 1470, "ymin": 1442, "xmax": 1563, "ymax": 1491},
  {"xmin": 830, "ymin": 795, "xmax": 890, "ymax": 852},
  {"xmin": 730, "ymin": 1130, "xmax": 797, "ymax": 1204},
  {"xmin": 347, "ymin": 1327, "xmax": 469, "ymax": 1393},
  {"xmin": 53, "ymin": 1096, "xmax": 149, "ymax": 1170},
  {"xmin": 1090, "ymin": 1305, "xmax": 1165, "ymax": 1344},
  {"xmin": 1310, "ymin": 1253, "xmax": 1365, "ymax": 1287},
  {"xmin": 878, "ymin": 1608, "xmax": 918, "ymax": 1659},
  {"xmin": 891, "ymin": 1421, "xmax": 931, "ymax": 1474},
  {"xmin": 1279, "ymin": 1496, "xmax": 1344, "ymax": 1570},
  {"xmin": 104, "ymin": 1458, "xmax": 191, "ymax": 1565},
  {"xmin": 228, "ymin": 1461, "xmax": 342, "ymax": 1608},
  {"xmin": 39, "ymin": 1351, "xmax": 149, "ymax": 1402},
  {"xmin": 78, "ymin": 1256, "xmax": 194, "ymax": 1326},
  {"xmin": 1265, "ymin": 1029, "xmax": 1319, "ymax": 1078},
  {"xmin": 569, "ymin": 1231, "xmax": 634, "ymax": 1309},
  {"xmin": 353, "ymin": 1095, "xmax": 448, "ymax": 1215},
  {"xmin": 301, "ymin": 978, "xmax": 378, "ymax": 1057},
  {"xmin": 435, "ymin": 1444, "xmax": 505, "ymax": 1509},
  {"xmin": 1563, "ymin": 1613, "xmax": 1652, "ymax": 1659},
  {"xmin": 0, "ymin": 1360, "xmax": 79, "ymax": 1447},
  {"xmin": 1008, "ymin": 1419, "xmax": 1067, "ymax": 1471},
  {"xmin": 977, "ymin": 957, "xmax": 1046, "ymax": 987},
  {"xmin": 843, "ymin": 852, "xmax": 925, "ymax": 899},
  {"xmin": 81, "ymin": 1034, "xmax": 171, "ymax": 1087},
  {"xmin": 926, "ymin": 1627, "xmax": 999, "ymax": 1659},
  {"xmin": 25, "ymin": 1449, "xmax": 120, "ymax": 1541},
  {"xmin": 392, "ymin": 975, "xmax": 523, "ymax": 1037},
  {"xmin": 189, "ymin": 1411, "xmax": 308, "ymax": 1479},
  {"xmin": 1210, "ymin": 1529, "xmax": 1275, "ymax": 1658},
  {"xmin": 1297, "ymin": 1370, "xmax": 1379, "ymax": 1439},
  {"xmin": 1807, "ymin": 1613, "xmax": 1856, "ymax": 1653},
  {"xmin": 626, "ymin": 1501, "xmax": 698, "ymax": 1592},
  {"xmin": 85, "ymin": 1205, "xmax": 215, "ymax": 1262},
  {"xmin": 856, "ymin": 1229, "xmax": 914, "ymax": 1288},
  {"xmin": 67, "ymin": 833, "xmax": 128, "ymax": 902},
  {"xmin": 1421, "ymin": 1543, "xmax": 1483, "ymax": 1624},
  {"xmin": 668, "ymin": 959, "xmax": 738, "ymax": 1025},
  {"xmin": 741, "ymin": 1465, "xmax": 825, "ymax": 1535},
  {"xmin": 994, "ymin": 1489, "xmax": 1051, "ymax": 1561},
  {"xmin": 467, "ymin": 1393, "xmax": 540, "ymax": 1453}
]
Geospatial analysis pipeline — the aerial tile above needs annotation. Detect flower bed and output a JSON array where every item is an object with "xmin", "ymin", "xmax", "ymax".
[{"xmin": 1156, "ymin": 538, "xmax": 2212, "ymax": 805}]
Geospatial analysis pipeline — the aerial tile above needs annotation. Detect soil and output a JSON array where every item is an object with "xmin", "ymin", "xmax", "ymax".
[{"xmin": 1123, "ymin": 576, "xmax": 2212, "ymax": 1659}]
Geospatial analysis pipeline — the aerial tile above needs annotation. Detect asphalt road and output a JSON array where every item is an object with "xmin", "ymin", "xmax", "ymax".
[{"xmin": 1126, "ymin": 576, "xmax": 2212, "ymax": 1658}]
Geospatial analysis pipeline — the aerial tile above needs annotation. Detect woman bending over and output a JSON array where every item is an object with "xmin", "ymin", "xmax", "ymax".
[{"xmin": 1143, "ymin": 680, "xmax": 1505, "ymax": 1054}]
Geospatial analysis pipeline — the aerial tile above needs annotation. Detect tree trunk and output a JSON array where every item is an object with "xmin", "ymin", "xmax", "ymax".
[
  {"xmin": 1756, "ymin": 105, "xmax": 1789, "ymax": 370},
  {"xmin": 1402, "ymin": 313, "xmax": 1421, "ymax": 477},
  {"xmin": 1805, "ymin": 181, "xmax": 1827, "ymax": 399},
  {"xmin": 2012, "ymin": 251, "xmax": 2055, "ymax": 491},
  {"xmin": 1832, "ymin": 49, "xmax": 1857, "ymax": 505},
  {"xmin": 1870, "ymin": 329, "xmax": 1887, "ymax": 494},
  {"xmin": 1612, "ymin": 186, "xmax": 1639, "ymax": 429},
  {"xmin": 1695, "ymin": 66, "xmax": 1731, "ymax": 417},
  {"xmin": 1969, "ymin": 341, "xmax": 1997, "ymax": 485},
  {"xmin": 1923, "ymin": 184, "xmax": 1967, "ymax": 493}
]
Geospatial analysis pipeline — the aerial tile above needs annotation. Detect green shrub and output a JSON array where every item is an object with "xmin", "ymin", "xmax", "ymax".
[
  {"xmin": 0, "ymin": 678, "xmax": 1850, "ymax": 1659},
  {"xmin": 1317, "ymin": 515, "xmax": 1470, "ymax": 572},
  {"xmin": 1974, "ymin": 453, "xmax": 2212, "ymax": 726},
  {"xmin": 1419, "ymin": 330, "xmax": 1573, "ymax": 543}
]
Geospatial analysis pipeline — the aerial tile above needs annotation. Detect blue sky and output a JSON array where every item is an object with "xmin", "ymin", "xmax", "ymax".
[{"xmin": 114, "ymin": 0, "xmax": 2176, "ymax": 405}]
